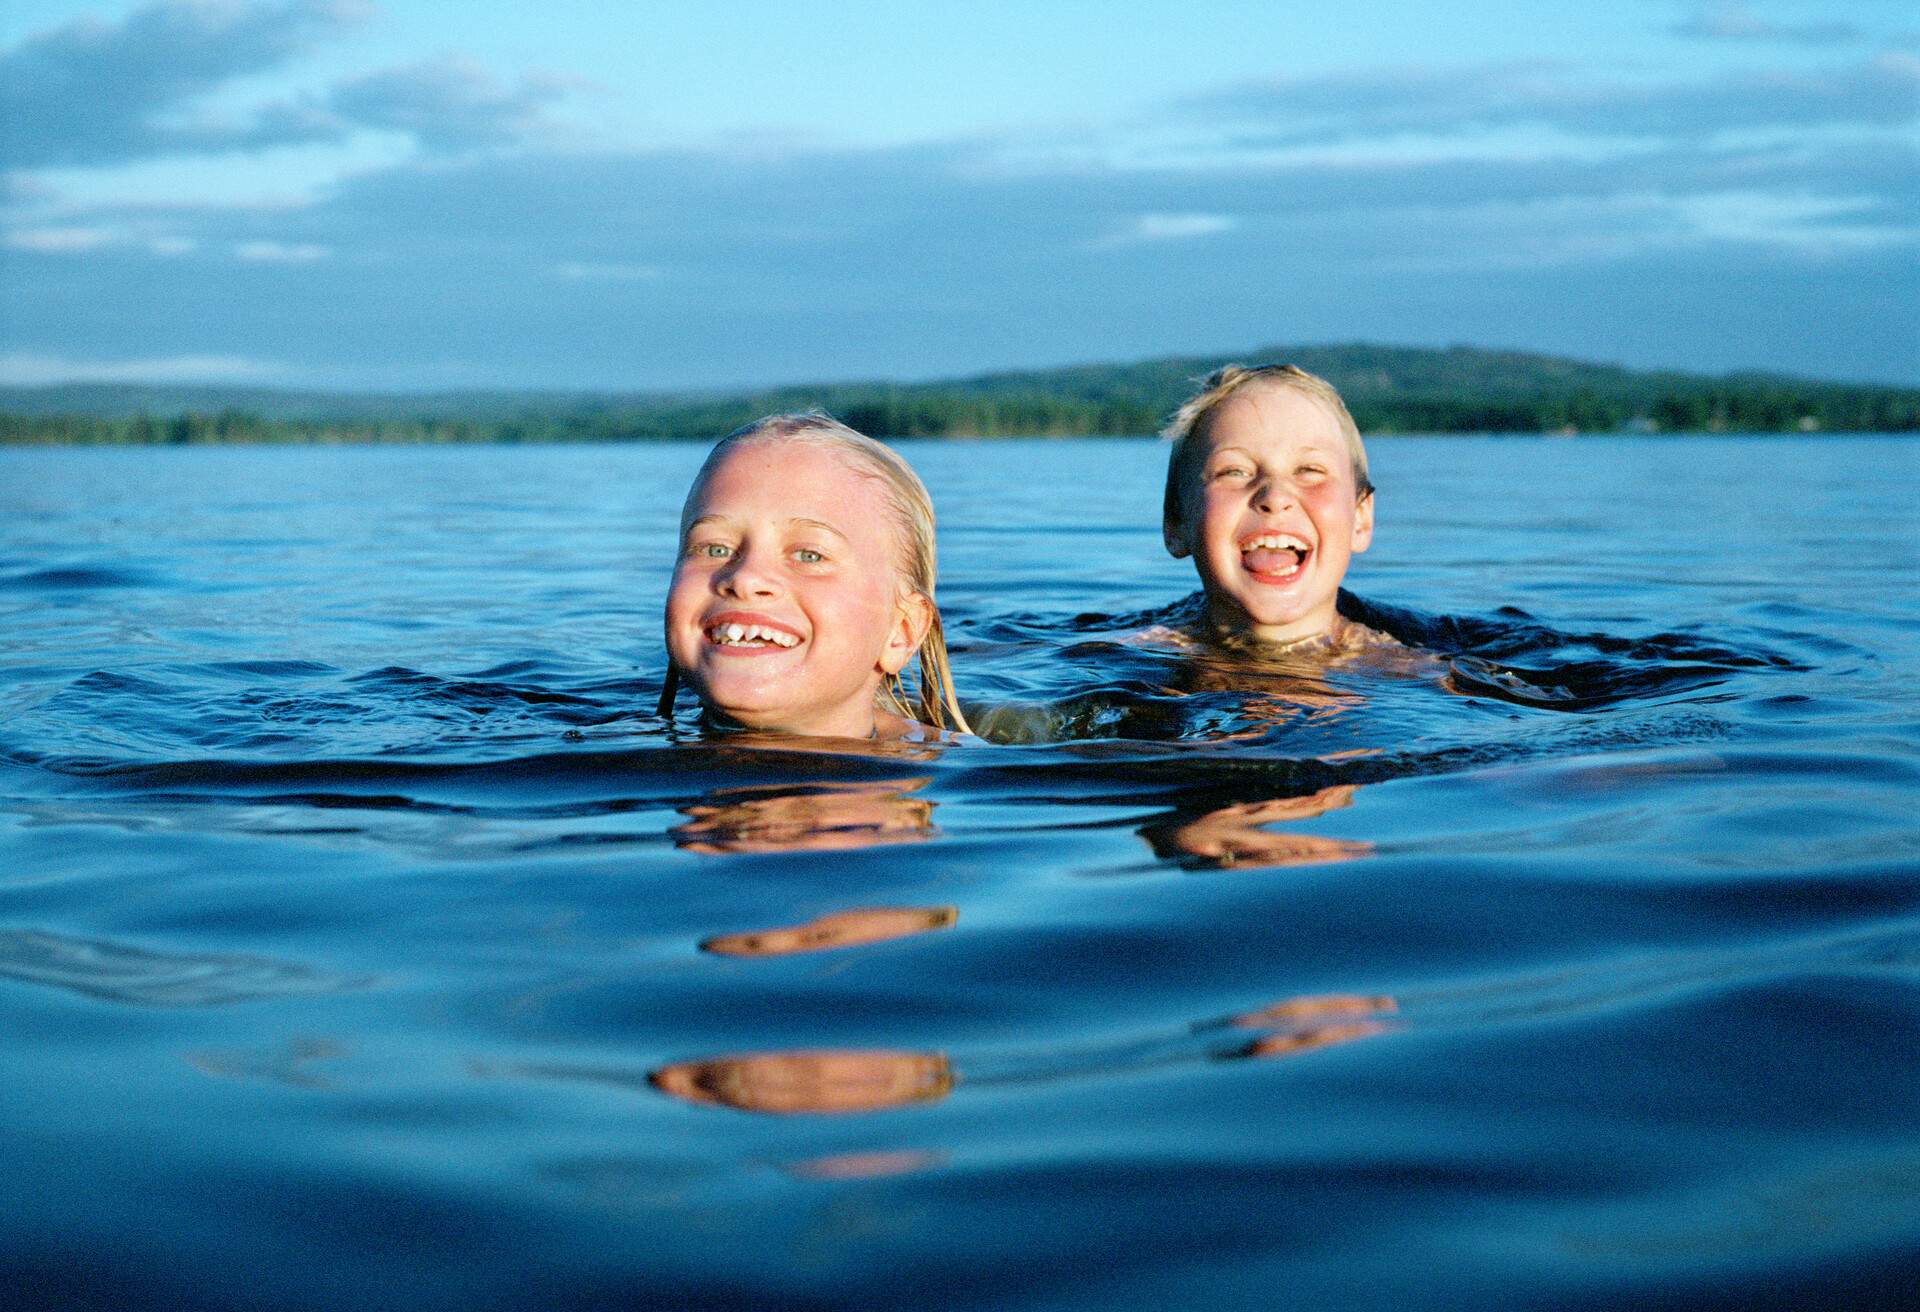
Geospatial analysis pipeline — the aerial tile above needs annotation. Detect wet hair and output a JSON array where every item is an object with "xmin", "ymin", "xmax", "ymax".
[
  {"xmin": 660, "ymin": 411, "xmax": 972, "ymax": 735},
  {"xmin": 1161, "ymin": 364, "xmax": 1374, "ymax": 543}
]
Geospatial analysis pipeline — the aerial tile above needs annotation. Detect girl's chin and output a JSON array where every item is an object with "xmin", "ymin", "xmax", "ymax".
[{"xmin": 701, "ymin": 702, "xmax": 877, "ymax": 739}]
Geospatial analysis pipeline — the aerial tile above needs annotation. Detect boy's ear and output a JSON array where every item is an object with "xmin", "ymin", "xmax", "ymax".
[
  {"xmin": 880, "ymin": 590, "xmax": 934, "ymax": 676},
  {"xmin": 1351, "ymin": 491, "xmax": 1375, "ymax": 554},
  {"xmin": 1163, "ymin": 512, "xmax": 1192, "ymax": 559}
]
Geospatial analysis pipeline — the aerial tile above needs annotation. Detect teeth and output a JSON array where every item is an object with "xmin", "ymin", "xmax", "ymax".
[
  {"xmin": 708, "ymin": 622, "xmax": 799, "ymax": 648},
  {"xmin": 1242, "ymin": 533, "xmax": 1308, "ymax": 552}
]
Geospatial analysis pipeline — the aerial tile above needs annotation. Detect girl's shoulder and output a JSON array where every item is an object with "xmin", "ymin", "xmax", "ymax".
[{"xmin": 876, "ymin": 710, "xmax": 980, "ymax": 746}]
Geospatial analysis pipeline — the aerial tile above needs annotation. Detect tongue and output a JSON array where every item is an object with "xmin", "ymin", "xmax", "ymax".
[{"xmin": 1244, "ymin": 547, "xmax": 1304, "ymax": 577}]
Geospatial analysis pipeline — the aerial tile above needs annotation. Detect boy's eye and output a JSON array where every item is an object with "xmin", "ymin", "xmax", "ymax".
[
  {"xmin": 791, "ymin": 547, "xmax": 826, "ymax": 564},
  {"xmin": 690, "ymin": 542, "xmax": 733, "ymax": 559},
  {"xmin": 1297, "ymin": 464, "xmax": 1326, "ymax": 478}
]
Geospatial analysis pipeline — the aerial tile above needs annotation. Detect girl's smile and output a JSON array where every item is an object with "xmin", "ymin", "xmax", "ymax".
[{"xmin": 665, "ymin": 439, "xmax": 927, "ymax": 738}]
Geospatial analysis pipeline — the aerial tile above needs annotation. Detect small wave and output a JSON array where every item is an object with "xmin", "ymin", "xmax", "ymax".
[
  {"xmin": 347, "ymin": 666, "xmax": 617, "ymax": 721},
  {"xmin": 0, "ymin": 565, "xmax": 167, "ymax": 591},
  {"xmin": 0, "ymin": 928, "xmax": 372, "ymax": 1006}
]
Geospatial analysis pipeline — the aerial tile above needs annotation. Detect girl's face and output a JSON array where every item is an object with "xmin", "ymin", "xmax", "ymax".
[{"xmin": 665, "ymin": 440, "xmax": 928, "ymax": 737}]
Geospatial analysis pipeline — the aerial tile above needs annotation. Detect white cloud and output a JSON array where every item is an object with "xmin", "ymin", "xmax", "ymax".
[
  {"xmin": 1094, "ymin": 211, "xmax": 1237, "ymax": 248},
  {"xmin": 233, "ymin": 239, "xmax": 328, "ymax": 262},
  {"xmin": 1674, "ymin": 191, "xmax": 1912, "ymax": 250},
  {"xmin": 553, "ymin": 260, "xmax": 662, "ymax": 280},
  {"xmin": 4, "ymin": 224, "xmax": 198, "ymax": 255},
  {"xmin": 1674, "ymin": 3, "xmax": 1860, "ymax": 44},
  {"xmin": 0, "ymin": 352, "xmax": 290, "ymax": 384},
  {"xmin": 4, "ymin": 226, "xmax": 115, "ymax": 252}
]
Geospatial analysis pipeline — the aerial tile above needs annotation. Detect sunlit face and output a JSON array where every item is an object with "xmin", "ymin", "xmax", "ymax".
[
  {"xmin": 1165, "ymin": 385, "xmax": 1374, "ymax": 644},
  {"xmin": 665, "ymin": 439, "xmax": 928, "ymax": 737}
]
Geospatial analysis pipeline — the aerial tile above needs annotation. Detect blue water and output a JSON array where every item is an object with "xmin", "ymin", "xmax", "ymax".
[{"xmin": 3, "ymin": 436, "xmax": 1917, "ymax": 1310}]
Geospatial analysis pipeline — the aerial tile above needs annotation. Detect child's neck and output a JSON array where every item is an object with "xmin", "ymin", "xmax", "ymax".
[{"xmin": 1204, "ymin": 600, "xmax": 1344, "ymax": 651}]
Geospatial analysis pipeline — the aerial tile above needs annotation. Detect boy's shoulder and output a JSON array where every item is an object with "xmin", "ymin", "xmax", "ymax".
[{"xmin": 1120, "ymin": 616, "xmax": 1408, "ymax": 658}]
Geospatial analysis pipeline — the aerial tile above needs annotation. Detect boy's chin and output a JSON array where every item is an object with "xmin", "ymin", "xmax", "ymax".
[{"xmin": 1208, "ymin": 593, "xmax": 1338, "ymax": 644}]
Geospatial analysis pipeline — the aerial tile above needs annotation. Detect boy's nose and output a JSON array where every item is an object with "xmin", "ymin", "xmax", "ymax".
[{"xmin": 1252, "ymin": 478, "xmax": 1294, "ymax": 512}]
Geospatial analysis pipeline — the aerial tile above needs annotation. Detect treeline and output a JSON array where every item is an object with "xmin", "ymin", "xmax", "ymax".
[{"xmin": 5, "ymin": 343, "xmax": 1916, "ymax": 443}]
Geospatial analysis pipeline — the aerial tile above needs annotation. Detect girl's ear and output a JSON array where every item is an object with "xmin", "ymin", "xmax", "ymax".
[{"xmin": 880, "ymin": 590, "xmax": 934, "ymax": 676}]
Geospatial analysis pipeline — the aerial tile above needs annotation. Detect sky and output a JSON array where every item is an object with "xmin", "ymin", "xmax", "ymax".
[{"xmin": 1, "ymin": 0, "xmax": 1916, "ymax": 391}]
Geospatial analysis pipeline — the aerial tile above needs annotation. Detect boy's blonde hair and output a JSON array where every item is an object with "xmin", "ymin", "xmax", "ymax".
[
  {"xmin": 663, "ymin": 411, "xmax": 971, "ymax": 735},
  {"xmin": 1162, "ymin": 364, "xmax": 1374, "ymax": 538}
]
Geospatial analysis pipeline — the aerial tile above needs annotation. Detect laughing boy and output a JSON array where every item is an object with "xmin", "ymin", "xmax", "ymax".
[{"xmin": 1160, "ymin": 363, "xmax": 1390, "ymax": 652}]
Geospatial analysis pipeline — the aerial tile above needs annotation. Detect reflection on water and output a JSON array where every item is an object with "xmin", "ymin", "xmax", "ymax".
[
  {"xmin": 650, "ymin": 1050, "xmax": 954, "ymax": 1115},
  {"xmin": 781, "ymin": 1149, "xmax": 949, "ymax": 1180},
  {"xmin": 670, "ymin": 779, "xmax": 937, "ymax": 853},
  {"xmin": 702, "ymin": 905, "xmax": 958, "ymax": 957},
  {"xmin": 1140, "ymin": 784, "xmax": 1374, "ymax": 869},
  {"xmin": 1227, "ymin": 993, "xmax": 1398, "ymax": 1058},
  {"xmin": 185, "ymin": 1036, "xmax": 348, "ymax": 1088},
  {"xmin": 0, "ymin": 928, "xmax": 370, "ymax": 1006},
  {"xmin": 4, "ymin": 440, "xmax": 1916, "ymax": 1309},
  {"xmin": 650, "ymin": 992, "xmax": 1399, "ymax": 1117}
]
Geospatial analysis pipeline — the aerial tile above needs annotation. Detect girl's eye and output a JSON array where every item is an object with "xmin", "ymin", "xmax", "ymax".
[
  {"xmin": 1211, "ymin": 465, "xmax": 1251, "ymax": 480},
  {"xmin": 691, "ymin": 542, "xmax": 733, "ymax": 559},
  {"xmin": 791, "ymin": 547, "xmax": 825, "ymax": 564}
]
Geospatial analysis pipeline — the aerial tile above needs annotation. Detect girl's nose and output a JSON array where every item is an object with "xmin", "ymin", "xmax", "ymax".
[{"xmin": 717, "ymin": 548, "xmax": 780, "ymax": 597}]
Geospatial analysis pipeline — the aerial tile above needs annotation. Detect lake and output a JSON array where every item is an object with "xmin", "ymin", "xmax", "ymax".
[{"xmin": 3, "ymin": 435, "xmax": 1917, "ymax": 1310}]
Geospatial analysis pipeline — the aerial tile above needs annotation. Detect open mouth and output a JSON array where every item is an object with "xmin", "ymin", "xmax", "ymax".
[
  {"xmin": 1239, "ymin": 531, "xmax": 1311, "ymax": 582},
  {"xmin": 704, "ymin": 620, "xmax": 802, "ymax": 650}
]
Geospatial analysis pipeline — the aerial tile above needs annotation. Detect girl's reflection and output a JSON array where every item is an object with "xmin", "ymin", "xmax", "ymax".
[
  {"xmin": 650, "ymin": 1050, "xmax": 953, "ymax": 1115},
  {"xmin": 670, "ymin": 779, "xmax": 936, "ymax": 854},
  {"xmin": 648, "ymin": 993, "xmax": 1396, "ymax": 1116},
  {"xmin": 1139, "ymin": 783, "xmax": 1373, "ymax": 869}
]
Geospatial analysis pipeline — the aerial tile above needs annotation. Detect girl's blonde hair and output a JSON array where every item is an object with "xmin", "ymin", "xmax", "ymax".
[
  {"xmin": 1162, "ymin": 364, "xmax": 1374, "ymax": 536},
  {"xmin": 662, "ymin": 412, "xmax": 971, "ymax": 734}
]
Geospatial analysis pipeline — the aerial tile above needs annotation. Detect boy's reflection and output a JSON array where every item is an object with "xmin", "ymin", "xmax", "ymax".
[
  {"xmin": 670, "ymin": 779, "xmax": 936, "ymax": 854},
  {"xmin": 1139, "ymin": 783, "xmax": 1373, "ymax": 869},
  {"xmin": 648, "ymin": 993, "xmax": 1395, "ymax": 1116},
  {"xmin": 702, "ymin": 905, "xmax": 957, "ymax": 957},
  {"xmin": 1227, "ymin": 993, "xmax": 1397, "ymax": 1057}
]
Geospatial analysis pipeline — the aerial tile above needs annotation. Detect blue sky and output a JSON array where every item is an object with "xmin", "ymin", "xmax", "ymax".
[{"xmin": 2, "ymin": 0, "xmax": 1915, "ymax": 390}]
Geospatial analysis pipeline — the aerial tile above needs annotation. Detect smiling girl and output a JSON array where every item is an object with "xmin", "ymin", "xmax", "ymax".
[{"xmin": 658, "ymin": 413, "xmax": 971, "ymax": 741}]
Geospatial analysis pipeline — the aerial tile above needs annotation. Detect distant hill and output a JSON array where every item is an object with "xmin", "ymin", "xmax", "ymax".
[{"xmin": 4, "ymin": 343, "xmax": 1915, "ymax": 443}]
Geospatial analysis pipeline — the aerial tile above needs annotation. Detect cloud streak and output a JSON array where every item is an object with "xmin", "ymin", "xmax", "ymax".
[
  {"xmin": 0, "ymin": 0, "xmax": 365, "ymax": 168},
  {"xmin": 0, "ymin": 0, "xmax": 573, "ymax": 171},
  {"xmin": 1673, "ymin": 3, "xmax": 1862, "ymax": 44},
  {"xmin": 326, "ymin": 57, "xmax": 574, "ymax": 152},
  {"xmin": 2, "ymin": 13, "xmax": 1913, "ymax": 387},
  {"xmin": 1180, "ymin": 54, "xmax": 1919, "ymax": 145}
]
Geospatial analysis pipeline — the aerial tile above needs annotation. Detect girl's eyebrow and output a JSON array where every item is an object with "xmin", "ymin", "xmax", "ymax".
[
  {"xmin": 790, "ymin": 517, "xmax": 851, "ymax": 544},
  {"xmin": 683, "ymin": 513, "xmax": 850, "ymax": 544}
]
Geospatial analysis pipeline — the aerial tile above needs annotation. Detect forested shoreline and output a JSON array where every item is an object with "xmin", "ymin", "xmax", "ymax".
[{"xmin": 6, "ymin": 343, "xmax": 1915, "ymax": 443}]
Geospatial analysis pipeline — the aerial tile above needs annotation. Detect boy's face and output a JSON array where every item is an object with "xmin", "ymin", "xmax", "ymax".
[{"xmin": 1164, "ymin": 385, "xmax": 1373, "ymax": 644}]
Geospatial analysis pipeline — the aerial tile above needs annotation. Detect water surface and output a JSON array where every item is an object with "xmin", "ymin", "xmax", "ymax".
[{"xmin": 3, "ymin": 436, "xmax": 1917, "ymax": 1310}]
